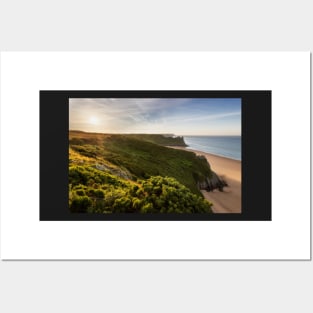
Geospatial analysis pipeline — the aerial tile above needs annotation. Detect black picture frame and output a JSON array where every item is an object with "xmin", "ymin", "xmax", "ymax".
[{"xmin": 40, "ymin": 90, "xmax": 271, "ymax": 221}]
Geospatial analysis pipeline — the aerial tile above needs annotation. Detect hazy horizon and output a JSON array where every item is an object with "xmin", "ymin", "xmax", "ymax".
[{"xmin": 69, "ymin": 98, "xmax": 241, "ymax": 136}]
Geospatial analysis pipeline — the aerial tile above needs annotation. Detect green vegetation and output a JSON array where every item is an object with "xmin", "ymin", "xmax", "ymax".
[
  {"xmin": 69, "ymin": 131, "xmax": 213, "ymax": 214},
  {"xmin": 124, "ymin": 134, "xmax": 187, "ymax": 146}
]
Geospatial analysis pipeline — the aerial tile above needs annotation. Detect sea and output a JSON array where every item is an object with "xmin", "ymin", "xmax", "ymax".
[{"xmin": 183, "ymin": 136, "xmax": 241, "ymax": 161}]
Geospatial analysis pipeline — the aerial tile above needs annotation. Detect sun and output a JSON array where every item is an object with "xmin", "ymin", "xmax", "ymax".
[{"xmin": 89, "ymin": 116, "xmax": 99, "ymax": 125}]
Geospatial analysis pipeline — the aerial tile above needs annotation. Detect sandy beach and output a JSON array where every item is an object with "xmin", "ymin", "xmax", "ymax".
[{"xmin": 169, "ymin": 146, "xmax": 241, "ymax": 213}]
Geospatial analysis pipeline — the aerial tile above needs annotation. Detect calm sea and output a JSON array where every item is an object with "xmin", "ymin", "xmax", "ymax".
[{"xmin": 184, "ymin": 136, "xmax": 241, "ymax": 161}]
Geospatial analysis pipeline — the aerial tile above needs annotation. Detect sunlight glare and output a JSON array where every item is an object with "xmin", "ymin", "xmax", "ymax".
[{"xmin": 89, "ymin": 116, "xmax": 99, "ymax": 125}]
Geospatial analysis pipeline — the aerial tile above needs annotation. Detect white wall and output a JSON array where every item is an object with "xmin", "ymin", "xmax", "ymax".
[{"xmin": 0, "ymin": 1, "xmax": 312, "ymax": 312}]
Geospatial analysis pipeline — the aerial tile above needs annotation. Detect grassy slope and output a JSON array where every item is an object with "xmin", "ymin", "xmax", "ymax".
[
  {"xmin": 125, "ymin": 134, "xmax": 187, "ymax": 146},
  {"xmin": 69, "ymin": 131, "xmax": 212, "ymax": 195}
]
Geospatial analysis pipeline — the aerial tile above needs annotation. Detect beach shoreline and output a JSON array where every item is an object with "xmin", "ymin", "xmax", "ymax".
[{"xmin": 167, "ymin": 146, "xmax": 242, "ymax": 213}]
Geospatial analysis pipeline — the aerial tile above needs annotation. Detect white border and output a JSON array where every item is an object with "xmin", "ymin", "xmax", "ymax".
[{"xmin": 0, "ymin": 52, "xmax": 310, "ymax": 260}]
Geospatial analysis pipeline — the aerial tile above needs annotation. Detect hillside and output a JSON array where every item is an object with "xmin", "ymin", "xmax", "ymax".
[
  {"xmin": 69, "ymin": 131, "xmax": 214, "ymax": 214},
  {"xmin": 124, "ymin": 134, "xmax": 187, "ymax": 146},
  {"xmin": 69, "ymin": 131, "xmax": 187, "ymax": 146}
]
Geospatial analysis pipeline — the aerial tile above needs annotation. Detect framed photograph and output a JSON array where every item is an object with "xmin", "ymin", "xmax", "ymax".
[
  {"xmin": 40, "ymin": 90, "xmax": 271, "ymax": 221},
  {"xmin": 1, "ymin": 52, "xmax": 310, "ymax": 260}
]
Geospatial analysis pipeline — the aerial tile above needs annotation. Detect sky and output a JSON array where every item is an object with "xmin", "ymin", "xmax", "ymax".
[{"xmin": 69, "ymin": 98, "xmax": 241, "ymax": 136}]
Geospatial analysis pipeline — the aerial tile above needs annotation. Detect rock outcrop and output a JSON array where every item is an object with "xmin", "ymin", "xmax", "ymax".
[
  {"xmin": 198, "ymin": 171, "xmax": 228, "ymax": 192},
  {"xmin": 196, "ymin": 157, "xmax": 228, "ymax": 192},
  {"xmin": 94, "ymin": 163, "xmax": 132, "ymax": 180}
]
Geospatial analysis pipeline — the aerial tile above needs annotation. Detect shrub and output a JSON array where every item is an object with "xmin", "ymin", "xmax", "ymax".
[
  {"xmin": 70, "ymin": 196, "xmax": 92, "ymax": 213},
  {"xmin": 75, "ymin": 190, "xmax": 85, "ymax": 196}
]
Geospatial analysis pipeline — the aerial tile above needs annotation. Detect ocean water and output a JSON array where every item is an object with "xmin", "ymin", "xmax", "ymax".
[{"xmin": 184, "ymin": 136, "xmax": 241, "ymax": 161}]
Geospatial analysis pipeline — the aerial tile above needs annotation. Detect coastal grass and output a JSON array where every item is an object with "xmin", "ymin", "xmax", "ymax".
[
  {"xmin": 70, "ymin": 131, "xmax": 212, "ymax": 195},
  {"xmin": 69, "ymin": 130, "xmax": 213, "ymax": 214}
]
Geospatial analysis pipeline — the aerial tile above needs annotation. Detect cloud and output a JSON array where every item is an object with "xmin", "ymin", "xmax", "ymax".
[
  {"xmin": 69, "ymin": 98, "xmax": 241, "ymax": 135},
  {"xmin": 176, "ymin": 111, "xmax": 241, "ymax": 123}
]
